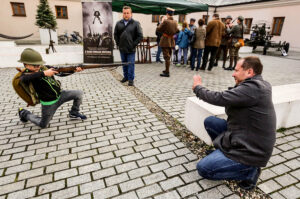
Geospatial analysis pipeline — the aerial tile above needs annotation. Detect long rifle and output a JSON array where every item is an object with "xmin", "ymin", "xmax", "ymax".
[{"xmin": 49, "ymin": 62, "xmax": 129, "ymax": 73}]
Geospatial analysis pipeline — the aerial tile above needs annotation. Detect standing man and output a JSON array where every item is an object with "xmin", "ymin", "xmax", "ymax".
[
  {"xmin": 114, "ymin": 6, "xmax": 143, "ymax": 86},
  {"xmin": 156, "ymin": 7, "xmax": 179, "ymax": 77},
  {"xmin": 155, "ymin": 16, "xmax": 164, "ymax": 63},
  {"xmin": 214, "ymin": 15, "xmax": 232, "ymax": 68},
  {"xmin": 193, "ymin": 56, "xmax": 276, "ymax": 190},
  {"xmin": 200, "ymin": 13, "xmax": 224, "ymax": 71},
  {"xmin": 225, "ymin": 16, "xmax": 244, "ymax": 70}
]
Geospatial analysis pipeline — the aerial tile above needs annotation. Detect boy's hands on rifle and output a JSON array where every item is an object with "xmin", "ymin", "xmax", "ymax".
[
  {"xmin": 75, "ymin": 67, "xmax": 83, "ymax": 72},
  {"xmin": 44, "ymin": 68, "xmax": 58, "ymax": 77}
]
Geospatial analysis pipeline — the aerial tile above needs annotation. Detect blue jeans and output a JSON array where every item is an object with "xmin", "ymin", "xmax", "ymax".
[
  {"xmin": 191, "ymin": 48, "xmax": 203, "ymax": 70},
  {"xmin": 178, "ymin": 47, "xmax": 188, "ymax": 65},
  {"xmin": 156, "ymin": 45, "xmax": 162, "ymax": 62},
  {"xmin": 120, "ymin": 52, "xmax": 135, "ymax": 81},
  {"xmin": 197, "ymin": 116, "xmax": 258, "ymax": 182}
]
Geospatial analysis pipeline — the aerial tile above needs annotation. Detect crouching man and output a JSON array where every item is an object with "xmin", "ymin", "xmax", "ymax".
[
  {"xmin": 18, "ymin": 48, "xmax": 86, "ymax": 128},
  {"xmin": 192, "ymin": 56, "xmax": 276, "ymax": 190}
]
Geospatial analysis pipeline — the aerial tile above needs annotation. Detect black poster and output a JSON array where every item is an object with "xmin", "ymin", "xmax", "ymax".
[{"xmin": 82, "ymin": 1, "xmax": 113, "ymax": 63}]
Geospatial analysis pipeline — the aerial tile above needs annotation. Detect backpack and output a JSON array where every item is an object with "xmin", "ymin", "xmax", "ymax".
[{"xmin": 12, "ymin": 68, "xmax": 39, "ymax": 106}]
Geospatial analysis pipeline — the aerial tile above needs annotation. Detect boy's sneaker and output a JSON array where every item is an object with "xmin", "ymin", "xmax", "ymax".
[
  {"xmin": 18, "ymin": 108, "xmax": 28, "ymax": 123},
  {"xmin": 69, "ymin": 112, "xmax": 87, "ymax": 120},
  {"xmin": 176, "ymin": 63, "xmax": 181, "ymax": 67}
]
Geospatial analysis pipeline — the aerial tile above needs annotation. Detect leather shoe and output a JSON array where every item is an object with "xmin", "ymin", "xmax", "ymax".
[
  {"xmin": 120, "ymin": 78, "xmax": 128, "ymax": 83},
  {"xmin": 128, "ymin": 80, "xmax": 134, "ymax": 86},
  {"xmin": 160, "ymin": 72, "xmax": 170, "ymax": 77},
  {"xmin": 224, "ymin": 67, "xmax": 233, "ymax": 71}
]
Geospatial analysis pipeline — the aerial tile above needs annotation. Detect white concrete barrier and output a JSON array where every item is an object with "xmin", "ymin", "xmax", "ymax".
[{"xmin": 185, "ymin": 83, "xmax": 300, "ymax": 145}]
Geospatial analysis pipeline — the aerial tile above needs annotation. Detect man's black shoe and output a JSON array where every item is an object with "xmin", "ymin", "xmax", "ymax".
[
  {"xmin": 207, "ymin": 67, "xmax": 212, "ymax": 71},
  {"xmin": 69, "ymin": 112, "xmax": 87, "ymax": 120},
  {"xmin": 156, "ymin": 60, "xmax": 163, "ymax": 63},
  {"xmin": 160, "ymin": 72, "xmax": 170, "ymax": 77},
  {"xmin": 238, "ymin": 168, "xmax": 261, "ymax": 191},
  {"xmin": 18, "ymin": 108, "xmax": 28, "ymax": 123},
  {"xmin": 199, "ymin": 67, "xmax": 205, "ymax": 71},
  {"xmin": 191, "ymin": 68, "xmax": 194, "ymax": 70},
  {"xmin": 120, "ymin": 78, "xmax": 128, "ymax": 83},
  {"xmin": 213, "ymin": 62, "xmax": 218, "ymax": 66},
  {"xmin": 128, "ymin": 80, "xmax": 134, "ymax": 86},
  {"xmin": 224, "ymin": 67, "xmax": 233, "ymax": 71}
]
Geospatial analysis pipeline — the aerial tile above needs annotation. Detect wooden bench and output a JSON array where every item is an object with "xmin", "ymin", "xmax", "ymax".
[{"xmin": 184, "ymin": 83, "xmax": 300, "ymax": 145}]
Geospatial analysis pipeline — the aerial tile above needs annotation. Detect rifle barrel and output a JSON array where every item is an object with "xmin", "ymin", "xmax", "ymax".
[{"xmin": 54, "ymin": 62, "xmax": 129, "ymax": 73}]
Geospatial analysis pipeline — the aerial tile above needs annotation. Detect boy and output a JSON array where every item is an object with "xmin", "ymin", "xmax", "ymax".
[{"xmin": 18, "ymin": 48, "xmax": 86, "ymax": 128}]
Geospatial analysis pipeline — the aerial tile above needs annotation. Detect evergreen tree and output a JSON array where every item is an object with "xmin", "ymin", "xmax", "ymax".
[{"xmin": 35, "ymin": 0, "xmax": 57, "ymax": 40}]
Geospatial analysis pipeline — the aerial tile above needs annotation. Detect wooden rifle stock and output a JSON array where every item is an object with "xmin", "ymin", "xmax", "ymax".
[{"xmin": 51, "ymin": 62, "xmax": 129, "ymax": 73}]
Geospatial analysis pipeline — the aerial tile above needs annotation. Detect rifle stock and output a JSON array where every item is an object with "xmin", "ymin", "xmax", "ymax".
[{"xmin": 51, "ymin": 62, "xmax": 129, "ymax": 73}]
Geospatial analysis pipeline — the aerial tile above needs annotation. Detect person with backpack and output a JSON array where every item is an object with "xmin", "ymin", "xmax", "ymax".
[
  {"xmin": 176, "ymin": 21, "xmax": 191, "ymax": 67},
  {"xmin": 17, "ymin": 48, "xmax": 86, "ymax": 128}
]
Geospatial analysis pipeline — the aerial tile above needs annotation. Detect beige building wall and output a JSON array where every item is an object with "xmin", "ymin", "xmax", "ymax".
[
  {"xmin": 0, "ymin": 0, "xmax": 82, "ymax": 41},
  {"xmin": 1, "ymin": 0, "xmax": 299, "ymax": 50}
]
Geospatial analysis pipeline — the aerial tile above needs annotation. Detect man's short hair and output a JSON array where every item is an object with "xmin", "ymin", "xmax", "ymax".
[
  {"xmin": 198, "ymin": 19, "xmax": 204, "ymax": 26},
  {"xmin": 190, "ymin": 18, "xmax": 196, "ymax": 22},
  {"xmin": 241, "ymin": 56, "xmax": 263, "ymax": 75},
  {"xmin": 213, "ymin": 13, "xmax": 219, "ymax": 18},
  {"xmin": 123, "ymin": 6, "xmax": 132, "ymax": 12}
]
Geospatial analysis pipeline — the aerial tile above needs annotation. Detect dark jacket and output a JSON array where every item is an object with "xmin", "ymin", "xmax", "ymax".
[
  {"xmin": 156, "ymin": 22, "xmax": 163, "ymax": 44},
  {"xmin": 20, "ymin": 66, "xmax": 72, "ymax": 102},
  {"xmin": 194, "ymin": 75, "xmax": 276, "ymax": 167},
  {"xmin": 114, "ymin": 18, "xmax": 143, "ymax": 53},
  {"xmin": 156, "ymin": 16, "xmax": 179, "ymax": 48},
  {"xmin": 227, "ymin": 24, "xmax": 243, "ymax": 39}
]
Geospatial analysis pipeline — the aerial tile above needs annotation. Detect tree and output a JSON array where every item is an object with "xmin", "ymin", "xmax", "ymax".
[{"xmin": 35, "ymin": 0, "xmax": 57, "ymax": 41}]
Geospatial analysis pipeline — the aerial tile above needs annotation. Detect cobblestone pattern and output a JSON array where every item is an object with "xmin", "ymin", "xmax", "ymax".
[
  {"xmin": 1, "ymin": 51, "xmax": 300, "ymax": 199},
  {"xmin": 0, "ymin": 68, "xmax": 238, "ymax": 198}
]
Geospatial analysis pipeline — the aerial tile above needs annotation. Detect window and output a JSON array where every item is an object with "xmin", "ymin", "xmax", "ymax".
[
  {"xmin": 244, "ymin": 18, "xmax": 253, "ymax": 34},
  {"xmin": 203, "ymin": 15, "xmax": 209, "ymax": 25},
  {"xmin": 152, "ymin": 15, "xmax": 160, "ymax": 23},
  {"xmin": 55, "ymin": 6, "xmax": 68, "ymax": 19},
  {"xmin": 11, "ymin": 2, "xmax": 26, "ymax": 16},
  {"xmin": 271, "ymin": 17, "xmax": 284, "ymax": 36},
  {"xmin": 179, "ymin": 14, "xmax": 186, "ymax": 23}
]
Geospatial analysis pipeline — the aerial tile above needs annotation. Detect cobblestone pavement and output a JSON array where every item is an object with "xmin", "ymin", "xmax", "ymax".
[{"xmin": 0, "ymin": 52, "xmax": 299, "ymax": 199}]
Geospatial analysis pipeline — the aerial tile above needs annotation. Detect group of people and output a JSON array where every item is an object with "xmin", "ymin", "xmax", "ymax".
[
  {"xmin": 155, "ymin": 11, "xmax": 245, "ymax": 75},
  {"xmin": 16, "ymin": 5, "xmax": 276, "ymax": 192}
]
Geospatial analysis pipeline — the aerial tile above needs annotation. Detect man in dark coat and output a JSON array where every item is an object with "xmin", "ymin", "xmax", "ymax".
[
  {"xmin": 193, "ymin": 56, "xmax": 276, "ymax": 190},
  {"xmin": 156, "ymin": 7, "xmax": 179, "ymax": 77},
  {"xmin": 114, "ymin": 6, "xmax": 143, "ymax": 86},
  {"xmin": 200, "ymin": 13, "xmax": 224, "ymax": 71}
]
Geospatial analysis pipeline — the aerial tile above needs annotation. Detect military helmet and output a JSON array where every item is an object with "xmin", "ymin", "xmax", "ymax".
[
  {"xmin": 18, "ymin": 48, "xmax": 46, "ymax": 65},
  {"xmin": 238, "ymin": 16, "xmax": 244, "ymax": 21},
  {"xmin": 226, "ymin": 15, "xmax": 233, "ymax": 20}
]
